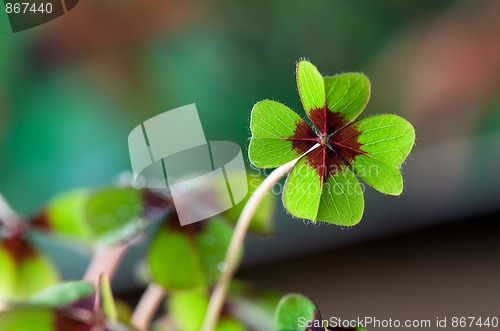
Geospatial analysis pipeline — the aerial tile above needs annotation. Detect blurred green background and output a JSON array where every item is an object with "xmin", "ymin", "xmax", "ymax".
[{"xmin": 1, "ymin": 0, "xmax": 500, "ymax": 279}]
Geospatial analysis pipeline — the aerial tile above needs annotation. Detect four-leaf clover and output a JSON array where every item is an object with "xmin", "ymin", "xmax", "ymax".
[{"xmin": 249, "ymin": 60, "xmax": 415, "ymax": 225}]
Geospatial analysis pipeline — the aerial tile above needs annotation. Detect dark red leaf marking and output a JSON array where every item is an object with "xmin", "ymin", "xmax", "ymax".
[
  {"xmin": 165, "ymin": 212, "xmax": 205, "ymax": 236},
  {"xmin": 2, "ymin": 232, "xmax": 36, "ymax": 264},
  {"xmin": 307, "ymin": 308, "xmax": 325, "ymax": 331},
  {"xmin": 324, "ymin": 147, "xmax": 346, "ymax": 177},
  {"xmin": 141, "ymin": 189, "xmax": 172, "ymax": 220},
  {"xmin": 31, "ymin": 211, "xmax": 51, "ymax": 231},
  {"xmin": 55, "ymin": 313, "xmax": 93, "ymax": 331},
  {"xmin": 55, "ymin": 306, "xmax": 117, "ymax": 331},
  {"xmin": 287, "ymin": 107, "xmax": 363, "ymax": 181},
  {"xmin": 308, "ymin": 106, "xmax": 349, "ymax": 136},
  {"xmin": 30, "ymin": 189, "xmax": 173, "ymax": 234},
  {"xmin": 287, "ymin": 118, "xmax": 318, "ymax": 156},
  {"xmin": 329, "ymin": 123, "xmax": 363, "ymax": 163}
]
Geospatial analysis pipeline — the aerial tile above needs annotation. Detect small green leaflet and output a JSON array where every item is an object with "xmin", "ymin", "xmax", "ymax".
[
  {"xmin": 248, "ymin": 100, "xmax": 305, "ymax": 168},
  {"xmin": 0, "ymin": 237, "xmax": 59, "ymax": 301},
  {"xmin": 29, "ymin": 281, "xmax": 95, "ymax": 308},
  {"xmin": 274, "ymin": 293, "xmax": 319, "ymax": 331}
]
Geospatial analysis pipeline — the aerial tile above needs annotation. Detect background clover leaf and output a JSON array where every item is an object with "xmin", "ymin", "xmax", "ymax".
[
  {"xmin": 274, "ymin": 293, "xmax": 320, "ymax": 331},
  {"xmin": 0, "ymin": 309, "xmax": 55, "ymax": 331},
  {"xmin": 32, "ymin": 187, "xmax": 171, "ymax": 248},
  {"xmin": 0, "ymin": 235, "xmax": 59, "ymax": 301},
  {"xmin": 0, "ymin": 307, "xmax": 129, "ymax": 331},
  {"xmin": 0, "ymin": 280, "xmax": 129, "ymax": 331},
  {"xmin": 147, "ymin": 215, "xmax": 236, "ymax": 291}
]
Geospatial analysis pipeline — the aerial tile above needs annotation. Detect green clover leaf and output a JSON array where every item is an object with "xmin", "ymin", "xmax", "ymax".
[
  {"xmin": 274, "ymin": 293, "xmax": 321, "ymax": 331},
  {"xmin": 0, "ymin": 233, "xmax": 59, "ymax": 301},
  {"xmin": 249, "ymin": 60, "xmax": 415, "ymax": 225}
]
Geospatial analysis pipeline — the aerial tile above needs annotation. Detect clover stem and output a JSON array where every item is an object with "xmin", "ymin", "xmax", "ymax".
[
  {"xmin": 131, "ymin": 283, "xmax": 167, "ymax": 331},
  {"xmin": 201, "ymin": 144, "xmax": 319, "ymax": 331},
  {"xmin": 0, "ymin": 192, "xmax": 19, "ymax": 229},
  {"xmin": 83, "ymin": 242, "xmax": 129, "ymax": 286}
]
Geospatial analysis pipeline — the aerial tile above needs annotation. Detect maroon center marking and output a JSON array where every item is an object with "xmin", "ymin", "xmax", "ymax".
[
  {"xmin": 306, "ymin": 308, "xmax": 325, "ymax": 331},
  {"xmin": 287, "ymin": 118, "xmax": 318, "ymax": 156},
  {"xmin": 287, "ymin": 108, "xmax": 363, "ymax": 181},
  {"xmin": 31, "ymin": 211, "xmax": 51, "ymax": 230},
  {"xmin": 166, "ymin": 212, "xmax": 205, "ymax": 236},
  {"xmin": 55, "ymin": 313, "xmax": 93, "ymax": 331},
  {"xmin": 141, "ymin": 189, "xmax": 172, "ymax": 220},
  {"xmin": 2, "ymin": 233, "xmax": 37, "ymax": 264},
  {"xmin": 308, "ymin": 106, "xmax": 349, "ymax": 136},
  {"xmin": 329, "ymin": 123, "xmax": 363, "ymax": 163}
]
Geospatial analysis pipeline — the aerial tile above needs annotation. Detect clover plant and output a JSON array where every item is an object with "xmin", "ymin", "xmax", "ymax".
[
  {"xmin": 249, "ymin": 60, "xmax": 415, "ymax": 225},
  {"xmin": 0, "ymin": 59, "xmax": 415, "ymax": 331}
]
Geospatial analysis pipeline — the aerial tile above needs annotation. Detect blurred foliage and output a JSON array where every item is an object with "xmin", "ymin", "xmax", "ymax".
[
  {"xmin": 145, "ymin": 172, "xmax": 272, "ymax": 291},
  {"xmin": 157, "ymin": 281, "xmax": 280, "ymax": 331},
  {"xmin": 0, "ymin": 186, "xmax": 169, "ymax": 301},
  {"xmin": 148, "ymin": 216, "xmax": 235, "ymax": 291},
  {"xmin": 0, "ymin": 170, "xmax": 276, "ymax": 327},
  {"xmin": 29, "ymin": 280, "xmax": 94, "ymax": 308},
  {"xmin": 0, "ymin": 280, "xmax": 132, "ymax": 331},
  {"xmin": 0, "ymin": 232, "xmax": 59, "ymax": 301},
  {"xmin": 227, "ymin": 281, "xmax": 281, "ymax": 331},
  {"xmin": 0, "ymin": 309, "xmax": 56, "ymax": 331},
  {"xmin": 33, "ymin": 187, "xmax": 171, "ymax": 248}
]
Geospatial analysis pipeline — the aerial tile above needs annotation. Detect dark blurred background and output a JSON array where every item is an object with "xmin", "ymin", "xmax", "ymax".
[{"xmin": 1, "ymin": 0, "xmax": 499, "ymax": 327}]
